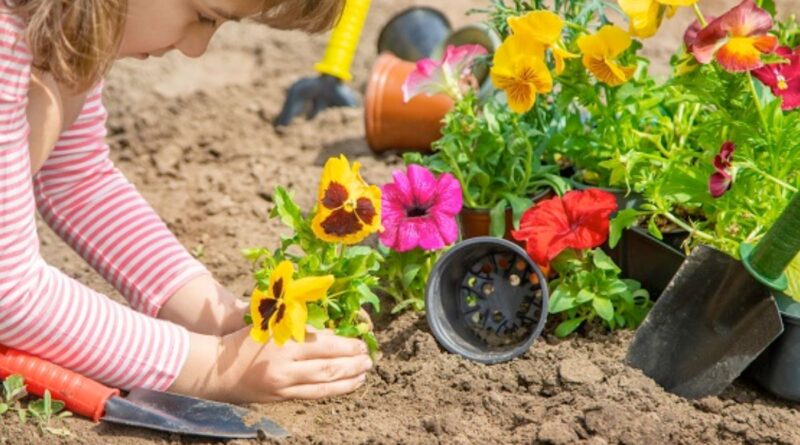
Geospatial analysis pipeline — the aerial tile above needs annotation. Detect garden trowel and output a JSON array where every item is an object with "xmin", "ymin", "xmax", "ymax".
[
  {"xmin": 0, "ymin": 346, "xmax": 288, "ymax": 439},
  {"xmin": 626, "ymin": 193, "xmax": 800, "ymax": 399},
  {"xmin": 274, "ymin": 0, "xmax": 370, "ymax": 126}
]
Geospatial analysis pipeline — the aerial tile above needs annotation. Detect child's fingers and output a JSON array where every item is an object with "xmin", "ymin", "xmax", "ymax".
[
  {"xmin": 293, "ymin": 333, "xmax": 368, "ymax": 360},
  {"xmin": 286, "ymin": 355, "xmax": 372, "ymax": 386},
  {"xmin": 276, "ymin": 374, "xmax": 367, "ymax": 400}
]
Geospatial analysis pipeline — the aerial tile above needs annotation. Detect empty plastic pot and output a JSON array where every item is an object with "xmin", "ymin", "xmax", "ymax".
[
  {"xmin": 377, "ymin": 7, "xmax": 451, "ymax": 62},
  {"xmin": 426, "ymin": 237, "xmax": 549, "ymax": 364}
]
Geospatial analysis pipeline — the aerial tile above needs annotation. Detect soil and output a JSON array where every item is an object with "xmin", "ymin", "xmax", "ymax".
[{"xmin": 4, "ymin": 1, "xmax": 800, "ymax": 444}]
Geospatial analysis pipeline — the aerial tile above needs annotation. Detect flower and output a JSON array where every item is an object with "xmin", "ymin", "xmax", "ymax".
[
  {"xmin": 311, "ymin": 155, "xmax": 382, "ymax": 244},
  {"xmin": 685, "ymin": 0, "xmax": 777, "ymax": 72},
  {"xmin": 507, "ymin": 11, "xmax": 578, "ymax": 75},
  {"xmin": 512, "ymin": 189, "xmax": 618, "ymax": 266},
  {"xmin": 577, "ymin": 25, "xmax": 637, "ymax": 86},
  {"xmin": 380, "ymin": 165, "xmax": 462, "ymax": 252},
  {"xmin": 490, "ymin": 29, "xmax": 553, "ymax": 113},
  {"xmin": 250, "ymin": 261, "xmax": 334, "ymax": 345},
  {"xmin": 753, "ymin": 46, "xmax": 800, "ymax": 110},
  {"xmin": 618, "ymin": 0, "xmax": 697, "ymax": 38},
  {"xmin": 709, "ymin": 141, "xmax": 736, "ymax": 198},
  {"xmin": 402, "ymin": 44, "xmax": 488, "ymax": 102}
]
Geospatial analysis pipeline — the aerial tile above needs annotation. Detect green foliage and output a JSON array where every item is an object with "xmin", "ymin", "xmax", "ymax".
[
  {"xmin": 1, "ymin": 375, "xmax": 71, "ymax": 436},
  {"xmin": 243, "ymin": 186, "xmax": 382, "ymax": 355},
  {"xmin": 548, "ymin": 249, "xmax": 652, "ymax": 337},
  {"xmin": 404, "ymin": 93, "xmax": 568, "ymax": 235},
  {"xmin": 375, "ymin": 245, "xmax": 438, "ymax": 314}
]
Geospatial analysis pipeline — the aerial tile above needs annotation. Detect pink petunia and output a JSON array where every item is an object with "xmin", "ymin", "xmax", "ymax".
[
  {"xmin": 685, "ymin": 0, "xmax": 777, "ymax": 73},
  {"xmin": 380, "ymin": 165, "xmax": 463, "ymax": 252},
  {"xmin": 709, "ymin": 141, "xmax": 736, "ymax": 198},
  {"xmin": 402, "ymin": 44, "xmax": 488, "ymax": 102},
  {"xmin": 753, "ymin": 46, "xmax": 800, "ymax": 111}
]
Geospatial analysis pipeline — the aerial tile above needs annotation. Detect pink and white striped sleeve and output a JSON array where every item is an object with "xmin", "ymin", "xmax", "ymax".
[
  {"xmin": 33, "ymin": 83, "xmax": 210, "ymax": 317},
  {"xmin": 0, "ymin": 13, "xmax": 190, "ymax": 391}
]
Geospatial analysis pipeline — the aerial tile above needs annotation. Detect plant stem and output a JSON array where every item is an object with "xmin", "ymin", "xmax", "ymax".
[
  {"xmin": 740, "ymin": 162, "xmax": 799, "ymax": 192},
  {"xmin": 692, "ymin": 4, "xmax": 708, "ymax": 27},
  {"xmin": 661, "ymin": 211, "xmax": 715, "ymax": 242},
  {"xmin": 747, "ymin": 72, "xmax": 769, "ymax": 133}
]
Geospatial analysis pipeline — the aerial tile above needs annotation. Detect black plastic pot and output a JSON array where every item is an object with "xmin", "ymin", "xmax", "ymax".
[
  {"xmin": 425, "ymin": 237, "xmax": 549, "ymax": 364},
  {"xmin": 746, "ymin": 294, "xmax": 800, "ymax": 401},
  {"xmin": 377, "ymin": 7, "xmax": 451, "ymax": 62},
  {"xmin": 606, "ymin": 227, "xmax": 687, "ymax": 299}
]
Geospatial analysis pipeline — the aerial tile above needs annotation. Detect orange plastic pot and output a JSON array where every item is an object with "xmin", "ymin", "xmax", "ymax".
[{"xmin": 365, "ymin": 53, "xmax": 453, "ymax": 153}]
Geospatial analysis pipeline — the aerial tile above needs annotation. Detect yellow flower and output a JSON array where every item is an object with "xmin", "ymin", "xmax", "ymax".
[
  {"xmin": 490, "ymin": 30, "xmax": 553, "ymax": 114},
  {"xmin": 618, "ymin": 0, "xmax": 697, "ymax": 38},
  {"xmin": 311, "ymin": 155, "xmax": 382, "ymax": 244},
  {"xmin": 250, "ymin": 261, "xmax": 334, "ymax": 345},
  {"xmin": 577, "ymin": 25, "xmax": 637, "ymax": 86},
  {"xmin": 507, "ymin": 10, "xmax": 578, "ymax": 75}
]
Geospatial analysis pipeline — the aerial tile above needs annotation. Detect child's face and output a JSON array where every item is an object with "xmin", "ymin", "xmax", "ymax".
[{"xmin": 119, "ymin": 0, "xmax": 263, "ymax": 59}]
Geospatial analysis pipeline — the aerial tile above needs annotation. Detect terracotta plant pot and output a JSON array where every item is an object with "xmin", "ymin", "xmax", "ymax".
[
  {"xmin": 365, "ymin": 53, "xmax": 453, "ymax": 153},
  {"xmin": 377, "ymin": 7, "xmax": 451, "ymax": 62},
  {"xmin": 458, "ymin": 190, "xmax": 554, "ymax": 241}
]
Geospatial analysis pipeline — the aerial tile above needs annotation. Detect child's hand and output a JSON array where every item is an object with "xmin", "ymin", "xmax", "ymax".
[{"xmin": 170, "ymin": 326, "xmax": 372, "ymax": 403}]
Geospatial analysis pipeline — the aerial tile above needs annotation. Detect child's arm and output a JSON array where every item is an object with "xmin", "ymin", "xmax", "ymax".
[
  {"xmin": 32, "ymin": 83, "xmax": 229, "ymax": 331},
  {"xmin": 0, "ymin": 13, "xmax": 190, "ymax": 391}
]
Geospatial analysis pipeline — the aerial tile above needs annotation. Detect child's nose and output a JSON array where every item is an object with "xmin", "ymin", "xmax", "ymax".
[{"xmin": 175, "ymin": 24, "xmax": 215, "ymax": 58}]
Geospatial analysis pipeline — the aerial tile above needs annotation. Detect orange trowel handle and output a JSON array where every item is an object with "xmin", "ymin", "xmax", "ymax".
[{"xmin": 0, "ymin": 346, "xmax": 119, "ymax": 421}]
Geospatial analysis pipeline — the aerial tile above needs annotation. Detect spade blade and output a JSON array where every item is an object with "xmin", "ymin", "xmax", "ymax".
[
  {"xmin": 102, "ymin": 388, "xmax": 289, "ymax": 440},
  {"xmin": 627, "ymin": 245, "xmax": 783, "ymax": 399}
]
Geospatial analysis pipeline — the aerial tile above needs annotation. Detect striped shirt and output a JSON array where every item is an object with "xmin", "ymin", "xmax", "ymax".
[{"xmin": 0, "ymin": 12, "xmax": 209, "ymax": 391}]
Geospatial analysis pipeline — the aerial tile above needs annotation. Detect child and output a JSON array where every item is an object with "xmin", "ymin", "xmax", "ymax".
[{"xmin": 0, "ymin": 0, "xmax": 372, "ymax": 403}]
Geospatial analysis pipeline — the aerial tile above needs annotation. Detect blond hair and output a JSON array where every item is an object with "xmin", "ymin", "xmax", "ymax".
[{"xmin": 5, "ymin": 0, "xmax": 346, "ymax": 92}]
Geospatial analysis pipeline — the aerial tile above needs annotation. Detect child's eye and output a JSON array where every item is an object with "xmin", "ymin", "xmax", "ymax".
[{"xmin": 198, "ymin": 13, "xmax": 217, "ymax": 27}]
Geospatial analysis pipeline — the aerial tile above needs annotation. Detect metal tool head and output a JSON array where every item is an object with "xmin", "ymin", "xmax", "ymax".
[
  {"xmin": 103, "ymin": 388, "xmax": 289, "ymax": 440},
  {"xmin": 274, "ymin": 74, "xmax": 358, "ymax": 127},
  {"xmin": 627, "ymin": 244, "xmax": 784, "ymax": 399}
]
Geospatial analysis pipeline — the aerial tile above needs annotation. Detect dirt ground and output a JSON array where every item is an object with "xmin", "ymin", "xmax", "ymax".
[{"xmin": 4, "ymin": 0, "xmax": 800, "ymax": 444}]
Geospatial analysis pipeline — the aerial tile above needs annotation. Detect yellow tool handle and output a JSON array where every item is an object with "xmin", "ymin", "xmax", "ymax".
[{"xmin": 314, "ymin": 0, "xmax": 371, "ymax": 82}]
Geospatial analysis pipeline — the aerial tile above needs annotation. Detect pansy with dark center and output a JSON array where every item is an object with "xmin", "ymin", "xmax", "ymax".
[
  {"xmin": 249, "ymin": 261, "xmax": 334, "ymax": 346},
  {"xmin": 312, "ymin": 155, "xmax": 382, "ymax": 245}
]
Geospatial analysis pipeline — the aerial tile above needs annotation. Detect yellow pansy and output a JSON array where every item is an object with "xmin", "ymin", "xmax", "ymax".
[
  {"xmin": 618, "ymin": 0, "xmax": 697, "ymax": 38},
  {"xmin": 311, "ymin": 155, "xmax": 382, "ymax": 245},
  {"xmin": 507, "ymin": 10, "xmax": 578, "ymax": 75},
  {"xmin": 577, "ymin": 25, "xmax": 637, "ymax": 86},
  {"xmin": 490, "ymin": 30, "xmax": 553, "ymax": 114},
  {"xmin": 250, "ymin": 261, "xmax": 334, "ymax": 345}
]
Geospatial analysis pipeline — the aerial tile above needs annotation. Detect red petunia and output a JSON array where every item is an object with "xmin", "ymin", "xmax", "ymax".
[
  {"xmin": 709, "ymin": 141, "xmax": 736, "ymax": 198},
  {"xmin": 753, "ymin": 46, "xmax": 800, "ymax": 111},
  {"xmin": 511, "ymin": 189, "xmax": 619, "ymax": 266}
]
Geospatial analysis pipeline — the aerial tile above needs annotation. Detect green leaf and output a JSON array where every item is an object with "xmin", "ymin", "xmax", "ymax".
[
  {"xmin": 647, "ymin": 218, "xmax": 663, "ymax": 241},
  {"xmin": 402, "ymin": 263, "xmax": 424, "ymax": 288},
  {"xmin": 356, "ymin": 283, "xmax": 381, "ymax": 312},
  {"xmin": 593, "ymin": 297, "xmax": 615, "ymax": 322},
  {"xmin": 555, "ymin": 318, "xmax": 584, "ymax": 337},
  {"xmin": 592, "ymin": 249, "xmax": 619, "ymax": 272},
  {"xmin": 609, "ymin": 209, "xmax": 640, "ymax": 248},
  {"xmin": 363, "ymin": 332, "xmax": 380, "ymax": 356},
  {"xmin": 502, "ymin": 193, "xmax": 533, "ymax": 230},
  {"xmin": 757, "ymin": 0, "xmax": 776, "ymax": 16},
  {"xmin": 306, "ymin": 303, "xmax": 329, "ymax": 330},
  {"xmin": 489, "ymin": 200, "xmax": 508, "ymax": 238},
  {"xmin": 576, "ymin": 289, "xmax": 596, "ymax": 304},
  {"xmin": 549, "ymin": 288, "xmax": 577, "ymax": 313},
  {"xmin": 243, "ymin": 311, "xmax": 253, "ymax": 326},
  {"xmin": 271, "ymin": 186, "xmax": 304, "ymax": 231},
  {"xmin": 3, "ymin": 375, "xmax": 26, "ymax": 402},
  {"xmin": 335, "ymin": 324, "xmax": 360, "ymax": 337}
]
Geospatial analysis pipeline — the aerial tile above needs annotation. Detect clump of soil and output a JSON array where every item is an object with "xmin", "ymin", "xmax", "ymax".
[{"xmin": 13, "ymin": 0, "xmax": 800, "ymax": 444}]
